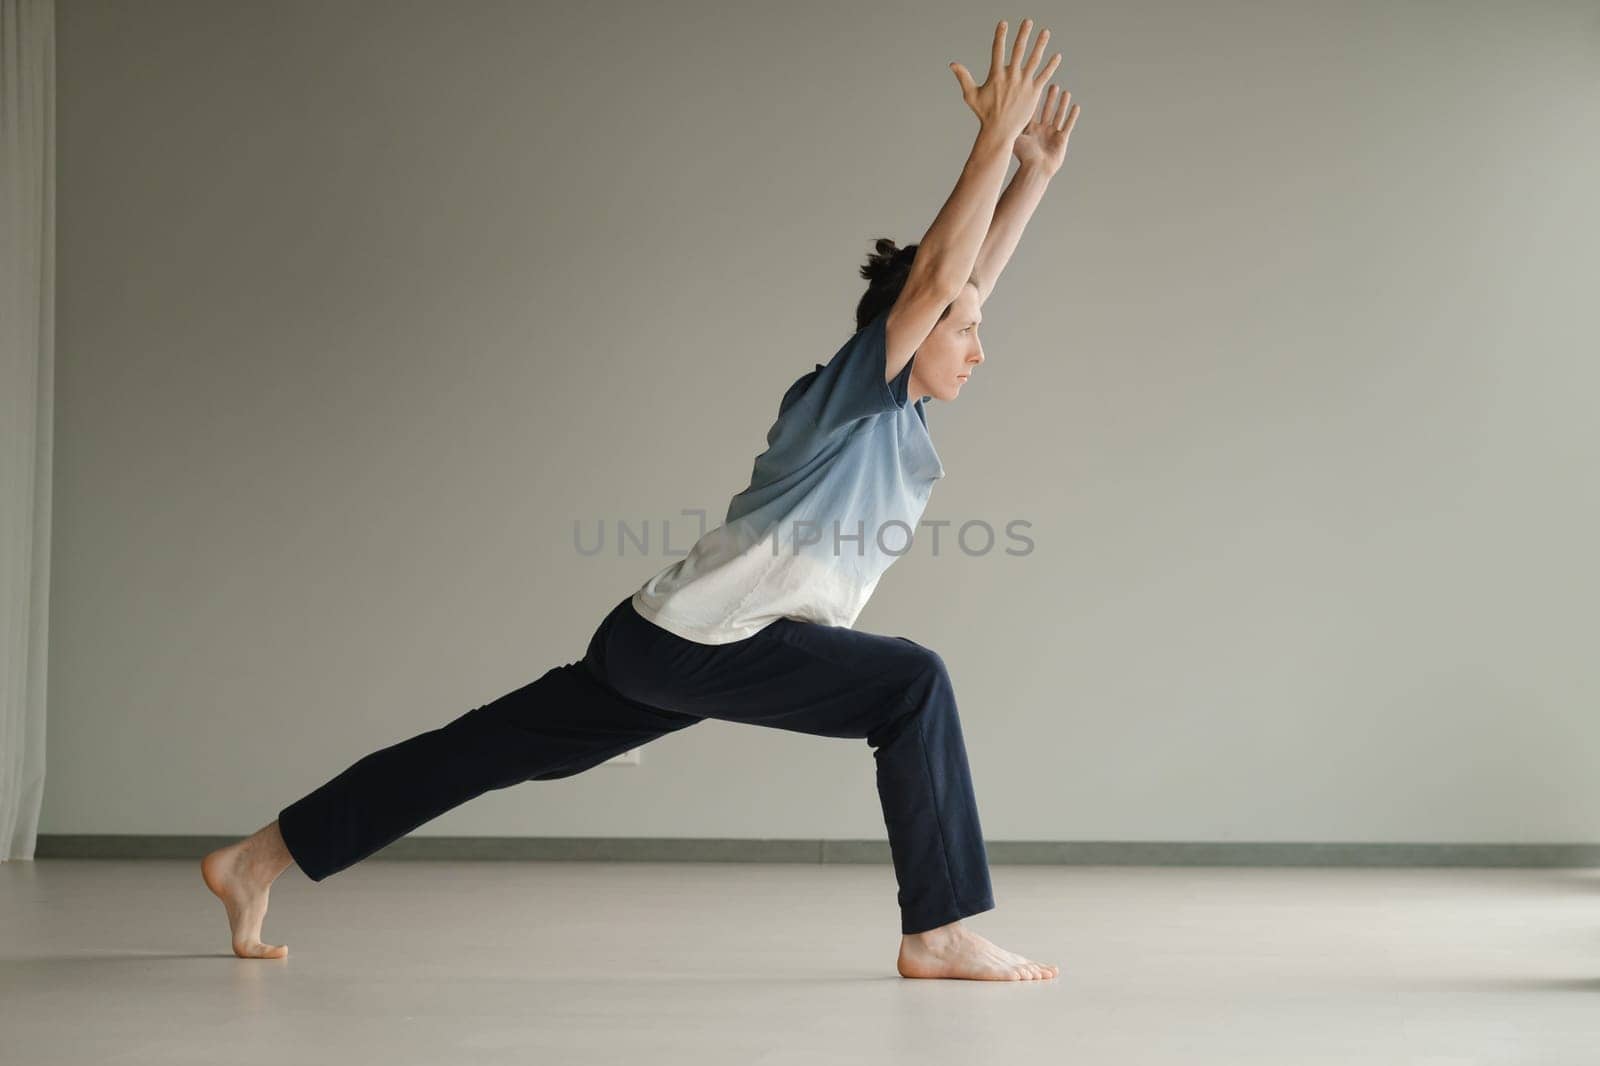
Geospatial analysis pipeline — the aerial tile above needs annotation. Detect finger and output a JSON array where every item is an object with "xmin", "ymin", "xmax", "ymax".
[
  {"xmin": 1052, "ymin": 88, "xmax": 1070, "ymax": 125},
  {"xmin": 1034, "ymin": 51, "xmax": 1063, "ymax": 86},
  {"xmin": 990, "ymin": 20, "xmax": 1007, "ymax": 79},
  {"xmin": 950, "ymin": 61, "xmax": 976, "ymax": 98},
  {"xmin": 1038, "ymin": 84, "xmax": 1057, "ymax": 124},
  {"xmin": 1062, "ymin": 102, "xmax": 1080, "ymax": 135},
  {"xmin": 1025, "ymin": 27, "xmax": 1050, "ymax": 79},
  {"xmin": 1010, "ymin": 18, "xmax": 1032, "ymax": 71}
]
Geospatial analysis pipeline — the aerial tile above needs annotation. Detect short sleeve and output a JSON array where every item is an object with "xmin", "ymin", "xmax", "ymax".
[
  {"xmin": 803, "ymin": 309, "xmax": 912, "ymax": 436},
  {"xmin": 738, "ymin": 311, "xmax": 915, "ymax": 495}
]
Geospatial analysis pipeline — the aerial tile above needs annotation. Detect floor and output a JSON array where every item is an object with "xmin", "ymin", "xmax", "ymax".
[{"xmin": 3, "ymin": 858, "xmax": 1599, "ymax": 1065}]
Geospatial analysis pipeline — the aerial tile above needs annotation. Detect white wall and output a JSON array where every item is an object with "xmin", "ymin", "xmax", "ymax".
[{"xmin": 45, "ymin": 0, "xmax": 1600, "ymax": 842}]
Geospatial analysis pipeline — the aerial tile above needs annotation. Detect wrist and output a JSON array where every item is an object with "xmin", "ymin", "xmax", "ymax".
[{"xmin": 972, "ymin": 124, "xmax": 1015, "ymax": 160}]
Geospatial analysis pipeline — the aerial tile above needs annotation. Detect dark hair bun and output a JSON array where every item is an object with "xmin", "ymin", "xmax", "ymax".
[{"xmin": 860, "ymin": 237, "xmax": 919, "ymax": 285}]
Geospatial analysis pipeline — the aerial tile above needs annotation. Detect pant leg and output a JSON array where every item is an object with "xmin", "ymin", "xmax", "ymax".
[
  {"xmin": 596, "ymin": 597, "xmax": 995, "ymax": 935},
  {"xmin": 277, "ymin": 606, "xmax": 700, "ymax": 881}
]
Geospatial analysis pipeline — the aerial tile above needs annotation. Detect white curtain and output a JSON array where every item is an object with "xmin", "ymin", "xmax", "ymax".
[{"xmin": 0, "ymin": 0, "xmax": 54, "ymax": 863}]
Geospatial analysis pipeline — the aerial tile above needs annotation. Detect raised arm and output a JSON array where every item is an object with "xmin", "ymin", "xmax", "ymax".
[
  {"xmin": 885, "ymin": 18, "xmax": 1061, "ymax": 383},
  {"xmin": 969, "ymin": 84, "xmax": 1081, "ymax": 305}
]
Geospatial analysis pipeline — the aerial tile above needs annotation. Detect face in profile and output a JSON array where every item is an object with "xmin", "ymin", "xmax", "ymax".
[{"xmin": 910, "ymin": 282, "xmax": 985, "ymax": 403}]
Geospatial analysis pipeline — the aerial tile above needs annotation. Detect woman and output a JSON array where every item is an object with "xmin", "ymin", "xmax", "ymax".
[{"xmin": 203, "ymin": 17, "xmax": 1080, "ymax": 981}]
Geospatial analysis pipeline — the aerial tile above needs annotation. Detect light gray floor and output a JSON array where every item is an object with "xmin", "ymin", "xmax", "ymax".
[{"xmin": 3, "ymin": 858, "xmax": 1599, "ymax": 1065}]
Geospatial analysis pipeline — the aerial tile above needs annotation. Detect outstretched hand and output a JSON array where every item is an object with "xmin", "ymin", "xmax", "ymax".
[
  {"xmin": 1012, "ymin": 84, "xmax": 1080, "ymax": 175},
  {"xmin": 950, "ymin": 18, "xmax": 1062, "ymax": 142}
]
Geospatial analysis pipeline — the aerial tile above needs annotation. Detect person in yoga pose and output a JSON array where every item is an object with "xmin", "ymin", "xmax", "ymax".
[{"xmin": 203, "ymin": 17, "xmax": 1080, "ymax": 981}]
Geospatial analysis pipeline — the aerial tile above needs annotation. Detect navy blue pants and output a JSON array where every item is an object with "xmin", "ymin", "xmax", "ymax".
[{"xmin": 277, "ymin": 594, "xmax": 995, "ymax": 934}]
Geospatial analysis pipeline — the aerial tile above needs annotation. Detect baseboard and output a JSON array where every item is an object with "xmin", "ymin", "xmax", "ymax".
[{"xmin": 29, "ymin": 835, "xmax": 1600, "ymax": 867}]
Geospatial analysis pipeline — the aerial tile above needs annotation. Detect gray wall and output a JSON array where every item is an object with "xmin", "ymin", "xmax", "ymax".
[{"xmin": 45, "ymin": 0, "xmax": 1600, "ymax": 843}]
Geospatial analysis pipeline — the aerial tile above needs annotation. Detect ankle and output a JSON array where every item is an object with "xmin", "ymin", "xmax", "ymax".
[
  {"xmin": 904, "ymin": 918, "xmax": 965, "ymax": 947},
  {"xmin": 244, "ymin": 821, "xmax": 295, "ymax": 879}
]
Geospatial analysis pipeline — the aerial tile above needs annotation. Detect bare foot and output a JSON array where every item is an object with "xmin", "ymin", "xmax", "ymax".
[
  {"xmin": 897, "ymin": 919, "xmax": 1059, "ymax": 980},
  {"xmin": 200, "ymin": 820, "xmax": 295, "ymax": 959}
]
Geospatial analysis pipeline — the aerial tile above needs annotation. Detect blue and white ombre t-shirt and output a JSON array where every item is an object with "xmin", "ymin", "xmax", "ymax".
[{"xmin": 630, "ymin": 307, "xmax": 946, "ymax": 644}]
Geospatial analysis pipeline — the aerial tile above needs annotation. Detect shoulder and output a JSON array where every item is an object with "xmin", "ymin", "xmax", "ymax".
[{"xmin": 779, "ymin": 363, "xmax": 826, "ymax": 417}]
